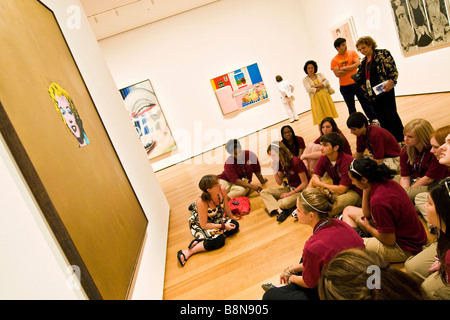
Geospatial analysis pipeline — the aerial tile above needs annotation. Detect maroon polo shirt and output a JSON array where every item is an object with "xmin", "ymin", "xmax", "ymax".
[
  {"xmin": 356, "ymin": 125, "xmax": 400, "ymax": 160},
  {"xmin": 400, "ymin": 146, "xmax": 449, "ymax": 180},
  {"xmin": 278, "ymin": 156, "xmax": 310, "ymax": 188},
  {"xmin": 314, "ymin": 152, "xmax": 362, "ymax": 195},
  {"xmin": 218, "ymin": 150, "xmax": 261, "ymax": 183},
  {"xmin": 369, "ymin": 179, "xmax": 427, "ymax": 254},
  {"xmin": 302, "ymin": 219, "xmax": 365, "ymax": 288},
  {"xmin": 283, "ymin": 135, "xmax": 306, "ymax": 156}
]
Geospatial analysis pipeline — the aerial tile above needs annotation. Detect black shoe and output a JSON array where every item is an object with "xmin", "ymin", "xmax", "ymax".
[
  {"xmin": 261, "ymin": 283, "xmax": 275, "ymax": 292},
  {"xmin": 269, "ymin": 210, "xmax": 278, "ymax": 216},
  {"xmin": 188, "ymin": 203, "xmax": 195, "ymax": 211},
  {"xmin": 353, "ymin": 227, "xmax": 372, "ymax": 238},
  {"xmin": 277, "ymin": 210, "xmax": 290, "ymax": 222}
]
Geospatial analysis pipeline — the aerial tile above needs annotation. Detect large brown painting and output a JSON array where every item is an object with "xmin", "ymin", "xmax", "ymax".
[{"xmin": 0, "ymin": 0, "xmax": 148, "ymax": 299}]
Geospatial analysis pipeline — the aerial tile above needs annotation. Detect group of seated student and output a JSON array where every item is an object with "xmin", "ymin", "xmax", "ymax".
[
  {"xmin": 177, "ymin": 113, "xmax": 450, "ymax": 300},
  {"xmin": 301, "ymin": 117, "xmax": 352, "ymax": 176}
]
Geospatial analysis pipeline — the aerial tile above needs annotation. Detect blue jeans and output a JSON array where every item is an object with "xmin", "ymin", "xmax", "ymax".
[{"xmin": 340, "ymin": 83, "xmax": 377, "ymax": 121}]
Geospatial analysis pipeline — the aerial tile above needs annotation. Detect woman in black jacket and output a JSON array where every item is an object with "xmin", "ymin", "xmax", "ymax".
[{"xmin": 353, "ymin": 36, "xmax": 404, "ymax": 143}]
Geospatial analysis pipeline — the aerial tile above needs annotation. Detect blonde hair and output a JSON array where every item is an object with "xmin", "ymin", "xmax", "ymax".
[
  {"xmin": 297, "ymin": 188, "xmax": 337, "ymax": 219},
  {"xmin": 403, "ymin": 119, "xmax": 434, "ymax": 165},
  {"xmin": 355, "ymin": 36, "xmax": 378, "ymax": 50},
  {"xmin": 318, "ymin": 248, "xmax": 426, "ymax": 300},
  {"xmin": 48, "ymin": 82, "xmax": 78, "ymax": 126},
  {"xmin": 267, "ymin": 141, "xmax": 292, "ymax": 172}
]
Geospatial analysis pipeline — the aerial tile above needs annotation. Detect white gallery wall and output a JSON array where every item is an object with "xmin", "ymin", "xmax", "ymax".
[
  {"xmin": 1, "ymin": 0, "xmax": 169, "ymax": 299},
  {"xmin": 100, "ymin": 0, "xmax": 314, "ymax": 172},
  {"xmin": 99, "ymin": 0, "xmax": 450, "ymax": 172}
]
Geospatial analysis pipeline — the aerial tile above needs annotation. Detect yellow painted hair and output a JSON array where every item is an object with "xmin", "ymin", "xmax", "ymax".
[{"xmin": 48, "ymin": 82, "xmax": 77, "ymax": 125}]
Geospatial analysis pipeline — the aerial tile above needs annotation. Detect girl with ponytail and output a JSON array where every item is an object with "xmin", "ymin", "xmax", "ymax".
[
  {"xmin": 262, "ymin": 188, "xmax": 364, "ymax": 300},
  {"xmin": 177, "ymin": 175, "xmax": 239, "ymax": 267},
  {"xmin": 342, "ymin": 158, "xmax": 427, "ymax": 262},
  {"xmin": 260, "ymin": 141, "xmax": 309, "ymax": 222}
]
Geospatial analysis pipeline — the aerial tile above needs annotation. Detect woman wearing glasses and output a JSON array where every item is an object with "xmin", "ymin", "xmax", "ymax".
[
  {"xmin": 342, "ymin": 158, "xmax": 427, "ymax": 262},
  {"xmin": 405, "ymin": 177, "xmax": 450, "ymax": 299}
]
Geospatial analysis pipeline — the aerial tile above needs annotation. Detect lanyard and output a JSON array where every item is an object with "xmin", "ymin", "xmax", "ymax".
[
  {"xmin": 365, "ymin": 52, "xmax": 375, "ymax": 80},
  {"xmin": 364, "ymin": 126, "xmax": 372, "ymax": 153},
  {"xmin": 239, "ymin": 163, "xmax": 248, "ymax": 179},
  {"xmin": 413, "ymin": 151, "xmax": 426, "ymax": 175},
  {"xmin": 314, "ymin": 219, "xmax": 330, "ymax": 234}
]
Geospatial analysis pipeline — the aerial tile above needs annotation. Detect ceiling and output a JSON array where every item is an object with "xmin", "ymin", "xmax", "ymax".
[{"xmin": 80, "ymin": 0, "xmax": 220, "ymax": 40}]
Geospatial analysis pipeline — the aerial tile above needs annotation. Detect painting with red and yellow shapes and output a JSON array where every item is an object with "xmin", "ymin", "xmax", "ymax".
[{"xmin": 211, "ymin": 63, "xmax": 269, "ymax": 115}]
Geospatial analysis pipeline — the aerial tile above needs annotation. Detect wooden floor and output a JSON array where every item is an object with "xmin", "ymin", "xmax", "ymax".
[{"xmin": 157, "ymin": 92, "xmax": 450, "ymax": 300}]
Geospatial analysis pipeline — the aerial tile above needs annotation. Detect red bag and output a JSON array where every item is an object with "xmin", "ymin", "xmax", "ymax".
[{"xmin": 228, "ymin": 197, "xmax": 250, "ymax": 219}]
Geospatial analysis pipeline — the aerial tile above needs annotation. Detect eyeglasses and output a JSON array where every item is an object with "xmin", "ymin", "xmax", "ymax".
[
  {"xmin": 349, "ymin": 159, "xmax": 363, "ymax": 177},
  {"xmin": 440, "ymin": 179, "xmax": 450, "ymax": 197}
]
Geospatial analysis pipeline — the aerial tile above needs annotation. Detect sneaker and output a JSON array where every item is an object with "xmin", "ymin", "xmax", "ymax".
[
  {"xmin": 430, "ymin": 226, "xmax": 440, "ymax": 235},
  {"xmin": 371, "ymin": 119, "xmax": 380, "ymax": 127},
  {"xmin": 291, "ymin": 209, "xmax": 297, "ymax": 219},
  {"xmin": 277, "ymin": 210, "xmax": 290, "ymax": 222}
]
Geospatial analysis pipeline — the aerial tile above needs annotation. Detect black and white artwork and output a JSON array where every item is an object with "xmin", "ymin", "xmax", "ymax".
[{"xmin": 390, "ymin": 0, "xmax": 450, "ymax": 55}]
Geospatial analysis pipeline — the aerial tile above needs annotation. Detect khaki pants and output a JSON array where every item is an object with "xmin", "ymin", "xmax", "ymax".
[
  {"xmin": 260, "ymin": 187, "xmax": 300, "ymax": 213},
  {"xmin": 393, "ymin": 175, "xmax": 437, "ymax": 203},
  {"xmin": 405, "ymin": 241, "xmax": 450, "ymax": 300},
  {"xmin": 405, "ymin": 185, "xmax": 429, "ymax": 203},
  {"xmin": 219, "ymin": 179, "xmax": 250, "ymax": 199},
  {"xmin": 363, "ymin": 154, "xmax": 400, "ymax": 172},
  {"xmin": 381, "ymin": 156, "xmax": 400, "ymax": 172},
  {"xmin": 331, "ymin": 189, "xmax": 362, "ymax": 216},
  {"xmin": 363, "ymin": 237, "xmax": 412, "ymax": 263},
  {"xmin": 354, "ymin": 210, "xmax": 412, "ymax": 263}
]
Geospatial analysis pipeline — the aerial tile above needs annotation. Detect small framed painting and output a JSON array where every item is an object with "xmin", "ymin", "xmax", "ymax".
[{"xmin": 330, "ymin": 16, "xmax": 359, "ymax": 52}]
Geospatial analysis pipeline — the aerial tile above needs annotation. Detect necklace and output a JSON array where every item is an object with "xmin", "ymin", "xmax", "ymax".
[{"xmin": 210, "ymin": 193, "xmax": 221, "ymax": 207}]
